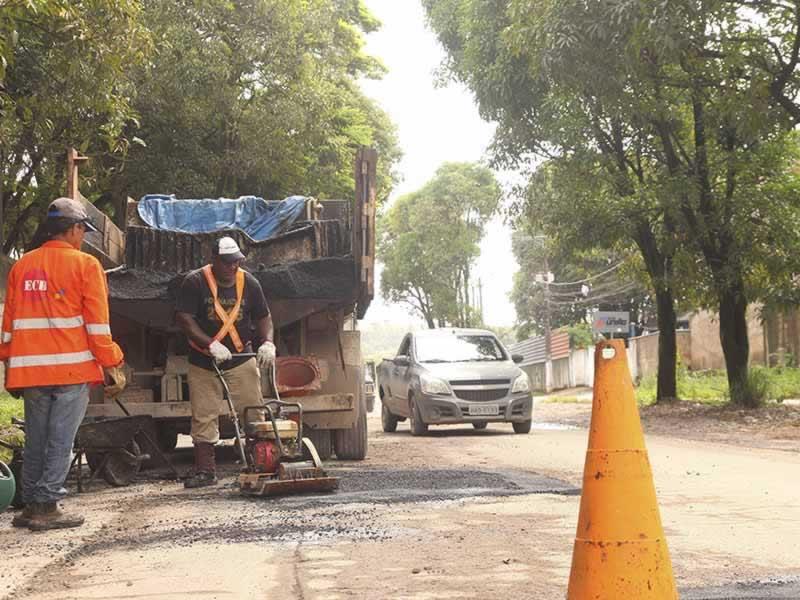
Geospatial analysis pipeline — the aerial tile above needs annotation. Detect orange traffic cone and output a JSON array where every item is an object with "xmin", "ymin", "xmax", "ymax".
[{"xmin": 567, "ymin": 339, "xmax": 677, "ymax": 599}]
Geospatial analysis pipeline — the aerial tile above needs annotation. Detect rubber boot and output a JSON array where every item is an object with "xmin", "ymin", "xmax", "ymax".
[
  {"xmin": 11, "ymin": 504, "xmax": 33, "ymax": 528},
  {"xmin": 184, "ymin": 443, "xmax": 218, "ymax": 489},
  {"xmin": 28, "ymin": 502, "xmax": 84, "ymax": 531}
]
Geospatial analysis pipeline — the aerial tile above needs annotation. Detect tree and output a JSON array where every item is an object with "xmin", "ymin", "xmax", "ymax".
[
  {"xmin": 424, "ymin": 0, "xmax": 685, "ymax": 401},
  {"xmin": 0, "ymin": 0, "xmax": 150, "ymax": 253},
  {"xmin": 0, "ymin": 1, "xmax": 401, "ymax": 254},
  {"xmin": 380, "ymin": 162, "xmax": 501, "ymax": 327},
  {"xmin": 110, "ymin": 0, "xmax": 400, "ymax": 206},
  {"xmin": 424, "ymin": 0, "xmax": 800, "ymax": 406}
]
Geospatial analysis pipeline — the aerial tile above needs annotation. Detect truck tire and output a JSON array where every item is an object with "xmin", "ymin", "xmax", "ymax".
[
  {"xmin": 305, "ymin": 428, "xmax": 333, "ymax": 461},
  {"xmin": 408, "ymin": 394, "xmax": 428, "ymax": 436},
  {"xmin": 334, "ymin": 396, "xmax": 368, "ymax": 460}
]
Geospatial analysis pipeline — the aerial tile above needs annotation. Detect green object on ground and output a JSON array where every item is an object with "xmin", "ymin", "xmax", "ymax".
[{"xmin": 0, "ymin": 461, "xmax": 15, "ymax": 511}]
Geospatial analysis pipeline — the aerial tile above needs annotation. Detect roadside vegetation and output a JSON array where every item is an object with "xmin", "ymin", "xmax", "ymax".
[
  {"xmin": 636, "ymin": 368, "xmax": 800, "ymax": 407},
  {"xmin": 0, "ymin": 392, "xmax": 23, "ymax": 463}
]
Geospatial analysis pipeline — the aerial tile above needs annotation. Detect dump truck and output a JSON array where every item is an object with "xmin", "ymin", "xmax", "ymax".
[{"xmin": 79, "ymin": 148, "xmax": 378, "ymax": 461}]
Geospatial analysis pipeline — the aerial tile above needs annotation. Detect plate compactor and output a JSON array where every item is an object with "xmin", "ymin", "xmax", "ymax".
[{"xmin": 214, "ymin": 355, "xmax": 338, "ymax": 497}]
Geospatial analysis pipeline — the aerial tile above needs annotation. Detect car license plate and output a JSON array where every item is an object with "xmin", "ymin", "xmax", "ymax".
[{"xmin": 469, "ymin": 404, "xmax": 499, "ymax": 416}]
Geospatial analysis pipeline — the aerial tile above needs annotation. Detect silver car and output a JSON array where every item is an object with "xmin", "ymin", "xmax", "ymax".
[{"xmin": 377, "ymin": 328, "xmax": 533, "ymax": 435}]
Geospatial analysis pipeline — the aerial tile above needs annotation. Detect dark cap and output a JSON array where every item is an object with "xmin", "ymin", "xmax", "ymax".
[
  {"xmin": 47, "ymin": 197, "xmax": 99, "ymax": 232},
  {"xmin": 213, "ymin": 236, "xmax": 245, "ymax": 263}
]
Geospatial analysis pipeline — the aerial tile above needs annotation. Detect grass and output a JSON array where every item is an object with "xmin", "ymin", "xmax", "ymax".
[
  {"xmin": 635, "ymin": 366, "xmax": 800, "ymax": 406},
  {"xmin": 0, "ymin": 392, "xmax": 24, "ymax": 463},
  {"xmin": 540, "ymin": 395, "xmax": 587, "ymax": 404}
]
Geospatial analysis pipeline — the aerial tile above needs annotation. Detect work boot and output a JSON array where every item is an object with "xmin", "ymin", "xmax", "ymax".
[
  {"xmin": 11, "ymin": 504, "xmax": 33, "ymax": 528},
  {"xmin": 28, "ymin": 502, "xmax": 84, "ymax": 532},
  {"xmin": 184, "ymin": 443, "xmax": 218, "ymax": 489}
]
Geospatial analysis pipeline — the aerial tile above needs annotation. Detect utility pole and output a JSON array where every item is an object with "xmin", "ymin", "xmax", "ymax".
[
  {"xmin": 543, "ymin": 253, "xmax": 552, "ymax": 393},
  {"xmin": 478, "ymin": 278, "xmax": 484, "ymax": 324}
]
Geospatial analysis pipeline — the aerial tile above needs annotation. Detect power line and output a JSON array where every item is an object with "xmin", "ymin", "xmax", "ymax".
[
  {"xmin": 547, "ymin": 279, "xmax": 639, "ymax": 299},
  {"xmin": 546, "ymin": 261, "xmax": 626, "ymax": 287},
  {"xmin": 547, "ymin": 283, "xmax": 641, "ymax": 307}
]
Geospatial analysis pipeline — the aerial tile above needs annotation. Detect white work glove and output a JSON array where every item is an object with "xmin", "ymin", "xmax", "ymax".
[
  {"xmin": 209, "ymin": 340, "xmax": 232, "ymax": 363},
  {"xmin": 257, "ymin": 341, "xmax": 276, "ymax": 369},
  {"xmin": 104, "ymin": 364, "xmax": 127, "ymax": 398}
]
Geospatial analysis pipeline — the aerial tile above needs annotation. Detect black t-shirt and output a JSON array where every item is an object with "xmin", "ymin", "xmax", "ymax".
[{"xmin": 176, "ymin": 267, "xmax": 270, "ymax": 370}]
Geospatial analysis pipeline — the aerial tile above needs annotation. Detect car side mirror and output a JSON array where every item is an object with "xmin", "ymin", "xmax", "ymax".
[
  {"xmin": 394, "ymin": 355, "xmax": 410, "ymax": 367},
  {"xmin": 512, "ymin": 354, "xmax": 524, "ymax": 364}
]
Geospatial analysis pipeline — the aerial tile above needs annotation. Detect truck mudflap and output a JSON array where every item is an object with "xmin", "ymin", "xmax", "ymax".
[{"xmin": 85, "ymin": 393, "xmax": 355, "ymax": 421}]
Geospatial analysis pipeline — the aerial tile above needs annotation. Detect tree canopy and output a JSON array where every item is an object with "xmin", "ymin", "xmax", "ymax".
[
  {"xmin": 0, "ymin": 0, "xmax": 400, "ymax": 253},
  {"xmin": 424, "ymin": 0, "xmax": 800, "ymax": 405},
  {"xmin": 379, "ymin": 162, "xmax": 501, "ymax": 328}
]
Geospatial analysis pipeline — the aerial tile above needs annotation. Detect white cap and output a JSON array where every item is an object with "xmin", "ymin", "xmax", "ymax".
[{"xmin": 213, "ymin": 236, "xmax": 245, "ymax": 262}]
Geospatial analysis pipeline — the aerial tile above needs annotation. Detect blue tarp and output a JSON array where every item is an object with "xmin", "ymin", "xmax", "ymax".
[{"xmin": 137, "ymin": 195, "xmax": 308, "ymax": 242}]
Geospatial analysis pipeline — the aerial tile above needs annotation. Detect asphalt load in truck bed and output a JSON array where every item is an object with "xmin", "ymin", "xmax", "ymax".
[{"xmin": 107, "ymin": 257, "xmax": 356, "ymax": 301}]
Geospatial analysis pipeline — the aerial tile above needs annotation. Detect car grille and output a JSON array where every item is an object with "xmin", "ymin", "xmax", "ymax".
[
  {"xmin": 450, "ymin": 379, "xmax": 510, "ymax": 386},
  {"xmin": 453, "ymin": 388, "xmax": 509, "ymax": 402}
]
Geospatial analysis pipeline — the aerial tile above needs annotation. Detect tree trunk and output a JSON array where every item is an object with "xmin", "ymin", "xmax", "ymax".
[
  {"xmin": 633, "ymin": 221, "xmax": 678, "ymax": 403},
  {"xmin": 718, "ymin": 279, "xmax": 751, "ymax": 405},
  {"xmin": 654, "ymin": 286, "xmax": 678, "ymax": 402}
]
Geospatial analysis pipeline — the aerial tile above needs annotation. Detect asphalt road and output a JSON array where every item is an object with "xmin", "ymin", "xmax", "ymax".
[{"xmin": 1, "ymin": 406, "xmax": 798, "ymax": 599}]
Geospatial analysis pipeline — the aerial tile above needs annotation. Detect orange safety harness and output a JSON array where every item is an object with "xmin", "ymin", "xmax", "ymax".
[{"xmin": 189, "ymin": 264, "xmax": 246, "ymax": 355}]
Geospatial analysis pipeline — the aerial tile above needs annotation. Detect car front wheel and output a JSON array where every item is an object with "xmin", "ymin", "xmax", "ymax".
[
  {"xmin": 408, "ymin": 395, "xmax": 428, "ymax": 436},
  {"xmin": 381, "ymin": 402, "xmax": 398, "ymax": 433},
  {"xmin": 512, "ymin": 420, "xmax": 532, "ymax": 434}
]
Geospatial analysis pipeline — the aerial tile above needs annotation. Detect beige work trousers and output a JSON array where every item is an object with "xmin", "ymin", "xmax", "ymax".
[{"xmin": 188, "ymin": 358, "xmax": 262, "ymax": 444}]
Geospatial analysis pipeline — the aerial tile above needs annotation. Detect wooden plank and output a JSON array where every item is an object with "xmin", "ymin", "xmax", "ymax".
[
  {"xmin": 354, "ymin": 147, "xmax": 377, "ymax": 318},
  {"xmin": 84, "ymin": 393, "xmax": 353, "ymax": 419}
]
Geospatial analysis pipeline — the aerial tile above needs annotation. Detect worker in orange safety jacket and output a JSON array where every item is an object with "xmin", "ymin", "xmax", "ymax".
[{"xmin": 0, "ymin": 197, "xmax": 126, "ymax": 531}]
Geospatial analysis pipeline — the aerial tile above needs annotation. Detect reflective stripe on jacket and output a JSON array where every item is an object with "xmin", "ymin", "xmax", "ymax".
[
  {"xmin": 188, "ymin": 265, "xmax": 246, "ymax": 355},
  {"xmin": 0, "ymin": 240, "xmax": 124, "ymax": 388}
]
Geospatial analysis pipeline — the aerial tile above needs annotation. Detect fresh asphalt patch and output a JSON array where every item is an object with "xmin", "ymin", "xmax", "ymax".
[
  {"xmin": 8, "ymin": 466, "xmax": 580, "ymax": 559},
  {"xmin": 682, "ymin": 576, "xmax": 800, "ymax": 599},
  {"xmin": 272, "ymin": 466, "xmax": 581, "ymax": 507}
]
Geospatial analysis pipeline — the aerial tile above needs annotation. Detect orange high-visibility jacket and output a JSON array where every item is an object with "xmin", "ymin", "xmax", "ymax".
[{"xmin": 0, "ymin": 240, "xmax": 124, "ymax": 389}]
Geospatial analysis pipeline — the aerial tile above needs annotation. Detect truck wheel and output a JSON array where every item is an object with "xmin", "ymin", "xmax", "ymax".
[
  {"xmin": 334, "ymin": 397, "xmax": 368, "ymax": 460},
  {"xmin": 472, "ymin": 421, "xmax": 488, "ymax": 430},
  {"xmin": 381, "ymin": 403, "xmax": 398, "ymax": 433},
  {"xmin": 305, "ymin": 428, "xmax": 333, "ymax": 460},
  {"xmin": 408, "ymin": 395, "xmax": 428, "ymax": 436},
  {"xmin": 513, "ymin": 420, "xmax": 532, "ymax": 434}
]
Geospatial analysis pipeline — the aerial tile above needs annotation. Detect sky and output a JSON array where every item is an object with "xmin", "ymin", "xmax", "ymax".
[{"xmin": 359, "ymin": 1, "xmax": 519, "ymax": 328}]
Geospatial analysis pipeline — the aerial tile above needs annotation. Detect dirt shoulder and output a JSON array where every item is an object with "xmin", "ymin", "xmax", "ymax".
[{"xmin": 535, "ymin": 397, "xmax": 800, "ymax": 452}]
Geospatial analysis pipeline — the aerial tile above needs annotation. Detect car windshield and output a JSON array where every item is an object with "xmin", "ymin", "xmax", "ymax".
[{"xmin": 416, "ymin": 334, "xmax": 507, "ymax": 363}]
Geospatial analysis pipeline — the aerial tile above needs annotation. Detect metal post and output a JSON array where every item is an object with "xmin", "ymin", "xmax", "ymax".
[{"xmin": 543, "ymin": 253, "xmax": 552, "ymax": 392}]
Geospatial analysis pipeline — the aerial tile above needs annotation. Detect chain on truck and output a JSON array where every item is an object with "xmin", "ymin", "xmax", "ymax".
[{"xmin": 76, "ymin": 148, "xmax": 378, "ymax": 462}]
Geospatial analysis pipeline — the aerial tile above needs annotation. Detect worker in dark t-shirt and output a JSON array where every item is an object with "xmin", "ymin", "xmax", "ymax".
[{"xmin": 175, "ymin": 236, "xmax": 275, "ymax": 488}]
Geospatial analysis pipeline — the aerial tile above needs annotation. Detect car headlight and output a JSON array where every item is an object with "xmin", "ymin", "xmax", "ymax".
[
  {"xmin": 511, "ymin": 372, "xmax": 530, "ymax": 394},
  {"xmin": 419, "ymin": 373, "xmax": 451, "ymax": 395}
]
